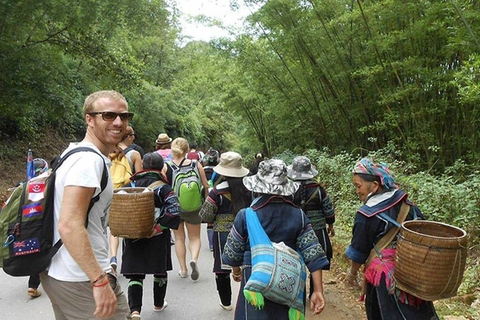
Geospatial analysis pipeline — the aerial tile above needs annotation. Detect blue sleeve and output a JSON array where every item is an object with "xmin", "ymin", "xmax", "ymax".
[
  {"xmin": 222, "ymin": 208, "xmax": 248, "ymax": 267},
  {"xmin": 345, "ymin": 213, "xmax": 375, "ymax": 264},
  {"xmin": 297, "ymin": 214, "xmax": 330, "ymax": 271}
]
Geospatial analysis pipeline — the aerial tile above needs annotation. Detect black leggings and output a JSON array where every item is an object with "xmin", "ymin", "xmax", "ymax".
[
  {"xmin": 215, "ymin": 273, "xmax": 232, "ymax": 306},
  {"xmin": 126, "ymin": 274, "xmax": 167, "ymax": 313}
]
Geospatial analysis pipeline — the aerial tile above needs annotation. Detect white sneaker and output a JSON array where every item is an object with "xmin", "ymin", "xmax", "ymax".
[
  {"xmin": 190, "ymin": 260, "xmax": 199, "ymax": 281},
  {"xmin": 153, "ymin": 301, "xmax": 168, "ymax": 312},
  {"xmin": 178, "ymin": 270, "xmax": 188, "ymax": 278},
  {"xmin": 220, "ymin": 303, "xmax": 233, "ymax": 311}
]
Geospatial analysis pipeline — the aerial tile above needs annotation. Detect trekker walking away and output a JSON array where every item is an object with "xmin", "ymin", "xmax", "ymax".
[
  {"xmin": 166, "ymin": 137, "xmax": 209, "ymax": 281},
  {"xmin": 186, "ymin": 142, "xmax": 204, "ymax": 161},
  {"xmin": 39, "ymin": 90, "xmax": 131, "ymax": 319},
  {"xmin": 155, "ymin": 133, "xmax": 173, "ymax": 161},
  {"xmin": 201, "ymin": 147, "xmax": 221, "ymax": 251},
  {"xmin": 121, "ymin": 152, "xmax": 181, "ymax": 319},
  {"xmin": 120, "ymin": 126, "xmax": 143, "ymax": 174},
  {"xmin": 109, "ymin": 125, "xmax": 143, "ymax": 272},
  {"xmin": 287, "ymin": 156, "xmax": 335, "ymax": 298},
  {"xmin": 199, "ymin": 151, "xmax": 251, "ymax": 311},
  {"xmin": 222, "ymin": 159, "xmax": 329, "ymax": 319},
  {"xmin": 346, "ymin": 158, "xmax": 438, "ymax": 319}
]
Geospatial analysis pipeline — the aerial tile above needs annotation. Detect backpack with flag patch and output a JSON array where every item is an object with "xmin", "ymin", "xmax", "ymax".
[
  {"xmin": 0, "ymin": 147, "xmax": 108, "ymax": 276},
  {"xmin": 169, "ymin": 159, "xmax": 203, "ymax": 213}
]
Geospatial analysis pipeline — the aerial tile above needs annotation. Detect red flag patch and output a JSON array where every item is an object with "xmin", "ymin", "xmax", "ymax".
[{"xmin": 28, "ymin": 181, "xmax": 46, "ymax": 202}]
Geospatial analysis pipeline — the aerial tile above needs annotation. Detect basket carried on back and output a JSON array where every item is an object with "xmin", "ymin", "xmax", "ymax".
[
  {"xmin": 109, "ymin": 187, "xmax": 155, "ymax": 239},
  {"xmin": 394, "ymin": 220, "xmax": 467, "ymax": 301}
]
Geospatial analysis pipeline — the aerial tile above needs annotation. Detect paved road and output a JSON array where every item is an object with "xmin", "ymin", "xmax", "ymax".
[
  {"xmin": 0, "ymin": 224, "xmax": 354, "ymax": 319},
  {"xmin": 0, "ymin": 224, "xmax": 240, "ymax": 319}
]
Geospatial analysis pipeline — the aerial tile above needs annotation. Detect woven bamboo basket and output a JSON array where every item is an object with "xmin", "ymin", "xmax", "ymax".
[
  {"xmin": 394, "ymin": 220, "xmax": 467, "ymax": 301},
  {"xmin": 109, "ymin": 187, "xmax": 155, "ymax": 239}
]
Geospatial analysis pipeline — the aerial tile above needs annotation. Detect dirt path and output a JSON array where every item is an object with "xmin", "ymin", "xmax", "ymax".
[{"xmin": 306, "ymin": 262, "xmax": 367, "ymax": 320}]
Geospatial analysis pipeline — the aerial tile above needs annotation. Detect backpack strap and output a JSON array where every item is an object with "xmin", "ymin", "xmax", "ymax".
[
  {"xmin": 168, "ymin": 158, "xmax": 186, "ymax": 172},
  {"xmin": 58, "ymin": 147, "xmax": 108, "ymax": 220},
  {"xmin": 51, "ymin": 147, "xmax": 108, "ymax": 248},
  {"xmin": 123, "ymin": 145, "xmax": 135, "ymax": 155},
  {"xmin": 147, "ymin": 180, "xmax": 166, "ymax": 190},
  {"xmin": 304, "ymin": 186, "xmax": 320, "ymax": 208}
]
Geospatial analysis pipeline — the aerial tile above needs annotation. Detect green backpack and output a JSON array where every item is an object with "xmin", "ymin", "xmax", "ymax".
[{"xmin": 169, "ymin": 159, "xmax": 203, "ymax": 213}]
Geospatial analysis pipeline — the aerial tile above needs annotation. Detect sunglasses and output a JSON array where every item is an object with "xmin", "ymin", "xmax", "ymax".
[{"xmin": 88, "ymin": 111, "xmax": 134, "ymax": 122}]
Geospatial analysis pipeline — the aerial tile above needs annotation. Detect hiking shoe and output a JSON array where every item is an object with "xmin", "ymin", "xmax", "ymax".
[
  {"xmin": 178, "ymin": 270, "xmax": 188, "ymax": 278},
  {"xmin": 27, "ymin": 288, "xmax": 41, "ymax": 298},
  {"xmin": 153, "ymin": 301, "xmax": 168, "ymax": 312},
  {"xmin": 220, "ymin": 303, "xmax": 233, "ymax": 311},
  {"xmin": 190, "ymin": 260, "xmax": 199, "ymax": 281},
  {"xmin": 110, "ymin": 256, "xmax": 117, "ymax": 273}
]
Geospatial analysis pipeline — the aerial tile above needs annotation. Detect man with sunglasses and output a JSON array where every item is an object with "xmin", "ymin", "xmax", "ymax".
[{"xmin": 40, "ymin": 90, "xmax": 132, "ymax": 319}]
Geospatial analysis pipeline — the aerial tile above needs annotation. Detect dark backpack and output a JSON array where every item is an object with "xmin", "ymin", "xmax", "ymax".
[
  {"xmin": 186, "ymin": 151, "xmax": 200, "ymax": 160},
  {"xmin": 0, "ymin": 147, "xmax": 108, "ymax": 276}
]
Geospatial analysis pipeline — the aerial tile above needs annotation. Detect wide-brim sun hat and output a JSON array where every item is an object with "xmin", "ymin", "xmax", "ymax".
[
  {"xmin": 243, "ymin": 159, "xmax": 299, "ymax": 196},
  {"xmin": 155, "ymin": 133, "xmax": 172, "ymax": 145},
  {"xmin": 214, "ymin": 151, "xmax": 249, "ymax": 178},
  {"xmin": 287, "ymin": 156, "xmax": 318, "ymax": 181}
]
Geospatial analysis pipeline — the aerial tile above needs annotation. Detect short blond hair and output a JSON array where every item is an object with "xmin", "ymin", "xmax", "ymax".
[
  {"xmin": 83, "ymin": 90, "xmax": 128, "ymax": 116},
  {"xmin": 171, "ymin": 137, "xmax": 189, "ymax": 157}
]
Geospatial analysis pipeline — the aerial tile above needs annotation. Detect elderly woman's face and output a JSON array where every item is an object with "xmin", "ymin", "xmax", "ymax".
[{"xmin": 353, "ymin": 175, "xmax": 379, "ymax": 203}]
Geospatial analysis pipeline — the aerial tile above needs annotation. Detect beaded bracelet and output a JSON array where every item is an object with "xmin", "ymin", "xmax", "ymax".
[
  {"xmin": 91, "ymin": 272, "xmax": 107, "ymax": 285},
  {"xmin": 232, "ymin": 271, "xmax": 242, "ymax": 277},
  {"xmin": 346, "ymin": 272, "xmax": 357, "ymax": 281}
]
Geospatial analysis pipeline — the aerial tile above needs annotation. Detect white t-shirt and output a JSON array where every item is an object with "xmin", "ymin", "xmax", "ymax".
[{"xmin": 48, "ymin": 142, "xmax": 113, "ymax": 282}]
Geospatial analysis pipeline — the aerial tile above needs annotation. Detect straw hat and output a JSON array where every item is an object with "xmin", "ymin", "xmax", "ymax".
[
  {"xmin": 214, "ymin": 152, "xmax": 249, "ymax": 178},
  {"xmin": 287, "ymin": 156, "xmax": 318, "ymax": 181},
  {"xmin": 243, "ymin": 159, "xmax": 299, "ymax": 196},
  {"xmin": 155, "ymin": 133, "xmax": 172, "ymax": 145}
]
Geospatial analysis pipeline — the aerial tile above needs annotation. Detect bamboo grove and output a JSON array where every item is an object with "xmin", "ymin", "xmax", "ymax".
[
  {"xmin": 221, "ymin": 0, "xmax": 480, "ymax": 172},
  {"xmin": 1, "ymin": 0, "xmax": 479, "ymax": 173}
]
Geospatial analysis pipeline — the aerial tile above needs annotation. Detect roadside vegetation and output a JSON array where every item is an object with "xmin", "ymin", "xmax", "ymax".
[{"xmin": 276, "ymin": 147, "xmax": 480, "ymax": 319}]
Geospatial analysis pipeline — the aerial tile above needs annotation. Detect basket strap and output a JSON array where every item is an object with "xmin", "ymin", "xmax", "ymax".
[
  {"xmin": 147, "ymin": 180, "xmax": 166, "ymax": 190},
  {"xmin": 366, "ymin": 202, "xmax": 411, "ymax": 266}
]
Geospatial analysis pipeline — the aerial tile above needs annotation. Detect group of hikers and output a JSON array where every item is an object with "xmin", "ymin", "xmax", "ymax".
[{"xmin": 4, "ymin": 90, "xmax": 439, "ymax": 320}]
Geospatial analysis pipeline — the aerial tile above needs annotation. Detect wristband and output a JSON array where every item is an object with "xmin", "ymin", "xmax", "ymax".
[
  {"xmin": 92, "ymin": 279, "xmax": 110, "ymax": 287},
  {"xmin": 91, "ymin": 272, "xmax": 107, "ymax": 284}
]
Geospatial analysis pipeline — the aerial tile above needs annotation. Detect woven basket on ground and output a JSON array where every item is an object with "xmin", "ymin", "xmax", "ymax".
[
  {"xmin": 109, "ymin": 187, "xmax": 155, "ymax": 239},
  {"xmin": 394, "ymin": 220, "xmax": 467, "ymax": 301}
]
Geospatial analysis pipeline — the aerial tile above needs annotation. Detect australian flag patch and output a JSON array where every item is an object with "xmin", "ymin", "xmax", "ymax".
[
  {"xmin": 13, "ymin": 238, "xmax": 41, "ymax": 256},
  {"xmin": 22, "ymin": 202, "xmax": 43, "ymax": 218}
]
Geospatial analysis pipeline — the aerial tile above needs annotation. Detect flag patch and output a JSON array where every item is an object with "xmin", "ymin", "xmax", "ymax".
[
  {"xmin": 13, "ymin": 238, "xmax": 41, "ymax": 256},
  {"xmin": 22, "ymin": 202, "xmax": 43, "ymax": 218},
  {"xmin": 28, "ymin": 181, "xmax": 46, "ymax": 202}
]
